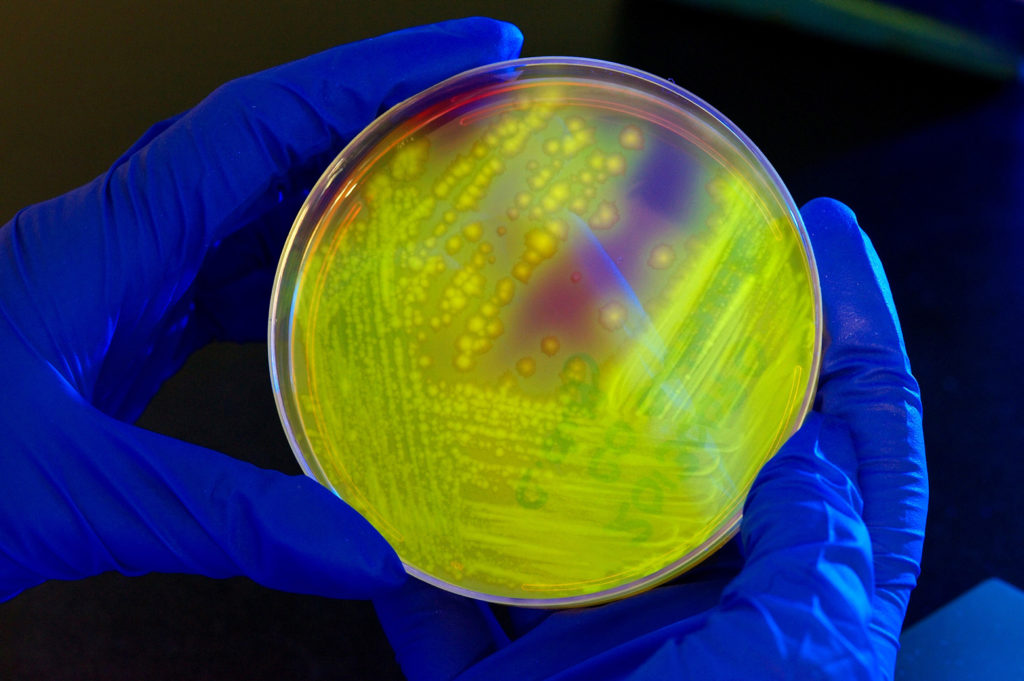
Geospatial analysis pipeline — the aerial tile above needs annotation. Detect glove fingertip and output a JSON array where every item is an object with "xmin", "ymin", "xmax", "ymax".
[
  {"xmin": 489, "ymin": 19, "xmax": 525, "ymax": 61},
  {"xmin": 245, "ymin": 472, "xmax": 408, "ymax": 597},
  {"xmin": 437, "ymin": 17, "xmax": 524, "ymax": 62},
  {"xmin": 801, "ymin": 196, "xmax": 859, "ymax": 233}
]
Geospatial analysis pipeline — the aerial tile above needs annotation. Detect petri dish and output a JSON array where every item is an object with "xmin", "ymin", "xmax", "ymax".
[{"xmin": 269, "ymin": 57, "xmax": 821, "ymax": 607}]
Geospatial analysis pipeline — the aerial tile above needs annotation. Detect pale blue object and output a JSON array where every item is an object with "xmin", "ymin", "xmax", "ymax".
[{"xmin": 896, "ymin": 578, "xmax": 1024, "ymax": 681}]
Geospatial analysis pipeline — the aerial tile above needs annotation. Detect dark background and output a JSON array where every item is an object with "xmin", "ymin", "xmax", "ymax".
[{"xmin": 2, "ymin": 1, "xmax": 1022, "ymax": 678}]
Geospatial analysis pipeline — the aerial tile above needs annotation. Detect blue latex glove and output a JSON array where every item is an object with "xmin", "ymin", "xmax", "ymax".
[
  {"xmin": 374, "ymin": 198, "xmax": 928, "ymax": 680},
  {"xmin": 0, "ymin": 18, "xmax": 523, "ymax": 602}
]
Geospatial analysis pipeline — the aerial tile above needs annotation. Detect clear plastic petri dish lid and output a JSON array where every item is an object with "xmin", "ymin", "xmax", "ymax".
[{"xmin": 269, "ymin": 56, "xmax": 821, "ymax": 608}]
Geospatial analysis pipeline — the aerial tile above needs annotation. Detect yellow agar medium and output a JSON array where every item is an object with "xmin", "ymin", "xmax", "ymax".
[{"xmin": 270, "ymin": 58, "xmax": 821, "ymax": 607}]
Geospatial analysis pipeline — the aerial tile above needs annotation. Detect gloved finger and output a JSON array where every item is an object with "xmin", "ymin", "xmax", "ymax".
[
  {"xmin": 118, "ymin": 427, "xmax": 407, "ymax": 598},
  {"xmin": 801, "ymin": 198, "xmax": 927, "ymax": 670},
  {"xmin": 4, "ymin": 18, "xmax": 523, "ymax": 378},
  {"xmin": 712, "ymin": 413, "xmax": 876, "ymax": 676},
  {"xmin": 0, "ymin": 387, "xmax": 407, "ymax": 600},
  {"xmin": 373, "ymin": 579, "xmax": 511, "ymax": 681},
  {"xmin": 109, "ymin": 17, "xmax": 524, "ymax": 305}
]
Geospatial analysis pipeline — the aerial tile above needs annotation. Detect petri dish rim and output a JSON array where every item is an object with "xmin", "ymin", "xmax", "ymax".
[{"xmin": 268, "ymin": 56, "xmax": 823, "ymax": 608}]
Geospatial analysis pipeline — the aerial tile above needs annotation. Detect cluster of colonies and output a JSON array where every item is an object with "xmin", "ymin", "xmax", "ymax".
[{"xmin": 338, "ymin": 94, "xmax": 656, "ymax": 385}]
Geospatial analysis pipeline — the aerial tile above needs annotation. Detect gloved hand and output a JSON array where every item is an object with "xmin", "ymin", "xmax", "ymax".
[
  {"xmin": 0, "ymin": 18, "xmax": 524, "ymax": 602},
  {"xmin": 374, "ymin": 198, "xmax": 928, "ymax": 681}
]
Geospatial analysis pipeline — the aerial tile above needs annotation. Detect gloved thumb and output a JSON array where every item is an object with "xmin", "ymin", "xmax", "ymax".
[{"xmin": 0, "ymin": 385, "xmax": 405, "ymax": 600}]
